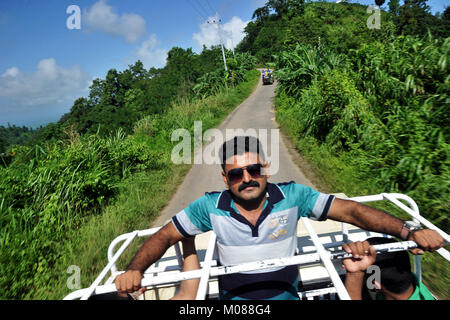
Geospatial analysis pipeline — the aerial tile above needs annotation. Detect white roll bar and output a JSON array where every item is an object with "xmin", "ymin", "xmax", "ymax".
[{"xmin": 64, "ymin": 193, "xmax": 450, "ymax": 300}]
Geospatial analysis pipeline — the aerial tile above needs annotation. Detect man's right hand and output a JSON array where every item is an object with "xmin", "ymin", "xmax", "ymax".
[
  {"xmin": 115, "ymin": 270, "xmax": 145, "ymax": 298},
  {"xmin": 342, "ymin": 241, "xmax": 377, "ymax": 273}
]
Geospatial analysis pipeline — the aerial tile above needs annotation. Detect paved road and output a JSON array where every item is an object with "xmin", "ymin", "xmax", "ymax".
[
  {"xmin": 144, "ymin": 75, "xmax": 371, "ymax": 300},
  {"xmin": 152, "ymin": 75, "xmax": 317, "ymax": 227}
]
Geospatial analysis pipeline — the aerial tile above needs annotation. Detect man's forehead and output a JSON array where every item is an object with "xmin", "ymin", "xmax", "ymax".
[{"xmin": 224, "ymin": 152, "xmax": 261, "ymax": 168}]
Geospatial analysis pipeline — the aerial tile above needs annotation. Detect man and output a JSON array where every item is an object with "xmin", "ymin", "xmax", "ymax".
[
  {"xmin": 115, "ymin": 136, "xmax": 444, "ymax": 300},
  {"xmin": 342, "ymin": 238, "xmax": 436, "ymax": 300}
]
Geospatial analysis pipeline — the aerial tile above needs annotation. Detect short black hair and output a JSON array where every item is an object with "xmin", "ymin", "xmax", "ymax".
[
  {"xmin": 219, "ymin": 136, "xmax": 266, "ymax": 171},
  {"xmin": 366, "ymin": 237, "xmax": 415, "ymax": 294}
]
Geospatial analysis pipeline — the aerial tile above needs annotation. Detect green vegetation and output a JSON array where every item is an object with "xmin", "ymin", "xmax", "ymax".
[
  {"xmin": 0, "ymin": 46, "xmax": 248, "ymax": 153},
  {"xmin": 0, "ymin": 125, "xmax": 39, "ymax": 154},
  {"xmin": 237, "ymin": 0, "xmax": 449, "ymax": 64},
  {"xmin": 1, "ymin": 0, "xmax": 449, "ymax": 300},
  {"xmin": 0, "ymin": 42, "xmax": 259, "ymax": 298}
]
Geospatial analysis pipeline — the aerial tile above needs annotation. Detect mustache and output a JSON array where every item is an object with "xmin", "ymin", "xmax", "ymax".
[{"xmin": 238, "ymin": 180, "xmax": 260, "ymax": 192}]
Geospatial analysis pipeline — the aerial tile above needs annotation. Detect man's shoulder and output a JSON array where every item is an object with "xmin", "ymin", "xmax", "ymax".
[
  {"xmin": 274, "ymin": 181, "xmax": 314, "ymax": 195},
  {"xmin": 204, "ymin": 190, "xmax": 223, "ymax": 202},
  {"xmin": 187, "ymin": 190, "xmax": 224, "ymax": 211}
]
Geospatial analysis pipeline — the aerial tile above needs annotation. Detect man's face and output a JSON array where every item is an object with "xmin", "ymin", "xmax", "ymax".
[{"xmin": 222, "ymin": 152, "xmax": 269, "ymax": 202}]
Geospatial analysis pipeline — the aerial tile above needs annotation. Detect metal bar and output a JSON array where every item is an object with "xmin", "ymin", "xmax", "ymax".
[
  {"xmin": 79, "ymin": 231, "xmax": 138, "ymax": 300},
  {"xmin": 299, "ymin": 287, "xmax": 337, "ymax": 300},
  {"xmin": 348, "ymin": 194, "xmax": 384, "ymax": 203},
  {"xmin": 301, "ymin": 217, "xmax": 351, "ymax": 300},
  {"xmin": 331, "ymin": 240, "xmax": 418, "ymax": 260},
  {"xmin": 381, "ymin": 193, "xmax": 449, "ymax": 242},
  {"xmin": 341, "ymin": 222, "xmax": 349, "ymax": 243},
  {"xmin": 63, "ymin": 240, "xmax": 432, "ymax": 299},
  {"xmin": 107, "ymin": 234, "xmax": 131, "ymax": 275},
  {"xmin": 65, "ymin": 193, "xmax": 450, "ymax": 300},
  {"xmin": 108, "ymin": 227, "xmax": 161, "ymax": 275},
  {"xmin": 349, "ymin": 193, "xmax": 450, "ymax": 279},
  {"xmin": 174, "ymin": 242, "xmax": 184, "ymax": 268},
  {"xmin": 381, "ymin": 193, "xmax": 450, "ymax": 264},
  {"xmin": 195, "ymin": 232, "xmax": 217, "ymax": 300},
  {"xmin": 387, "ymin": 193, "xmax": 423, "ymax": 281}
]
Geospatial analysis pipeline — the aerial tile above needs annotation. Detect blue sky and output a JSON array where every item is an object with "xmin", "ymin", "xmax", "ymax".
[{"xmin": 0, "ymin": 0, "xmax": 447, "ymax": 128}]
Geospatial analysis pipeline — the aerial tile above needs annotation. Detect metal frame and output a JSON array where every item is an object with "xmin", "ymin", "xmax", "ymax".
[{"xmin": 64, "ymin": 193, "xmax": 450, "ymax": 300}]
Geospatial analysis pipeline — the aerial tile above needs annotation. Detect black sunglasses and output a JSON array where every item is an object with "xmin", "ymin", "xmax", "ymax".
[{"xmin": 226, "ymin": 164, "xmax": 263, "ymax": 184}]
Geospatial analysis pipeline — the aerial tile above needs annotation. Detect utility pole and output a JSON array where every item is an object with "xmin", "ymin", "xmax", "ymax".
[
  {"xmin": 208, "ymin": 13, "xmax": 227, "ymax": 72},
  {"xmin": 230, "ymin": 30, "xmax": 235, "ymax": 57}
]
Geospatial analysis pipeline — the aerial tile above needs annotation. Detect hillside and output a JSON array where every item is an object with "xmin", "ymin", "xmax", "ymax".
[
  {"xmin": 0, "ymin": 0, "xmax": 448, "ymax": 300},
  {"xmin": 0, "ymin": 44, "xmax": 259, "ymax": 299},
  {"xmin": 237, "ymin": 1, "xmax": 450, "ymax": 63},
  {"xmin": 239, "ymin": 0, "xmax": 449, "ymax": 297}
]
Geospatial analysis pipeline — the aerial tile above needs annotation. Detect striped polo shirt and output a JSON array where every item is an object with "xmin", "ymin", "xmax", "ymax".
[{"xmin": 171, "ymin": 181, "xmax": 335, "ymax": 300}]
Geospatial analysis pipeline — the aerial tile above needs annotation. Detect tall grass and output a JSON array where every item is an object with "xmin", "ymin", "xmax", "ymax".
[
  {"xmin": 0, "ymin": 69, "xmax": 259, "ymax": 299},
  {"xmin": 274, "ymin": 34, "xmax": 449, "ymax": 298},
  {"xmin": 275, "ymin": 35, "xmax": 449, "ymax": 231}
]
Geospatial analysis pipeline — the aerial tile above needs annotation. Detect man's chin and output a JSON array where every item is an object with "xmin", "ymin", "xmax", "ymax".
[{"xmin": 237, "ymin": 187, "xmax": 263, "ymax": 200}]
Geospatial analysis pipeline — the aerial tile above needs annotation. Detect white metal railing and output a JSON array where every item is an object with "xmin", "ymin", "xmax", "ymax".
[
  {"xmin": 301, "ymin": 216, "xmax": 351, "ymax": 300},
  {"xmin": 64, "ymin": 193, "xmax": 450, "ymax": 300},
  {"xmin": 195, "ymin": 232, "xmax": 217, "ymax": 300}
]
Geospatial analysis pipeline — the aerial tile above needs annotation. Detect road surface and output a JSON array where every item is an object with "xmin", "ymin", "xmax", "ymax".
[
  {"xmin": 143, "ymin": 72, "xmax": 379, "ymax": 300},
  {"xmin": 152, "ymin": 75, "xmax": 317, "ymax": 227}
]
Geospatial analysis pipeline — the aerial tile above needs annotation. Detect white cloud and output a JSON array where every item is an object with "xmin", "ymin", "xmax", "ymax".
[
  {"xmin": 193, "ymin": 16, "xmax": 249, "ymax": 51},
  {"xmin": 2, "ymin": 67, "xmax": 20, "ymax": 78},
  {"xmin": 0, "ymin": 58, "xmax": 92, "ymax": 111},
  {"xmin": 135, "ymin": 34, "xmax": 168, "ymax": 69},
  {"xmin": 83, "ymin": 0, "xmax": 147, "ymax": 44}
]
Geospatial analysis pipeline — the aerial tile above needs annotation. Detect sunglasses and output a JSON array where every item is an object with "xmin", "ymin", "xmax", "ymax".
[{"xmin": 226, "ymin": 164, "xmax": 263, "ymax": 184}]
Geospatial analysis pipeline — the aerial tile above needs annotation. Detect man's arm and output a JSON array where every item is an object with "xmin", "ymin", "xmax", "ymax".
[
  {"xmin": 328, "ymin": 198, "xmax": 404, "ymax": 238},
  {"xmin": 327, "ymin": 198, "xmax": 444, "ymax": 255},
  {"xmin": 344, "ymin": 272, "xmax": 366, "ymax": 300},
  {"xmin": 342, "ymin": 241, "xmax": 377, "ymax": 300},
  {"xmin": 170, "ymin": 237, "xmax": 201, "ymax": 300},
  {"xmin": 115, "ymin": 221, "xmax": 184, "ymax": 296}
]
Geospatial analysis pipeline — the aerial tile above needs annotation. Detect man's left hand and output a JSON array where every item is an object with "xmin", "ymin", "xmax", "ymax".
[{"xmin": 409, "ymin": 229, "xmax": 444, "ymax": 255}]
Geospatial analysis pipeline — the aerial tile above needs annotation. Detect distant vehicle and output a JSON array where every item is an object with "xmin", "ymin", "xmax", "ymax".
[{"xmin": 261, "ymin": 69, "xmax": 273, "ymax": 85}]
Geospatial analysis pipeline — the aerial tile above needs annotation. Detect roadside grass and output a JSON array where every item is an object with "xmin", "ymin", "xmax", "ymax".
[
  {"xmin": 275, "ymin": 94, "xmax": 450, "ymax": 299},
  {"xmin": 49, "ymin": 69, "xmax": 260, "ymax": 300}
]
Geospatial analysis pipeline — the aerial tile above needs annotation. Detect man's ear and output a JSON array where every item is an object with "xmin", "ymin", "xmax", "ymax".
[
  {"xmin": 262, "ymin": 161, "xmax": 271, "ymax": 179},
  {"xmin": 221, "ymin": 170, "xmax": 229, "ymax": 189}
]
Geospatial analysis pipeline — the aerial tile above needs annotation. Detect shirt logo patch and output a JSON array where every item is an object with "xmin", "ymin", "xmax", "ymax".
[
  {"xmin": 268, "ymin": 215, "xmax": 288, "ymax": 228},
  {"xmin": 269, "ymin": 228, "xmax": 288, "ymax": 239}
]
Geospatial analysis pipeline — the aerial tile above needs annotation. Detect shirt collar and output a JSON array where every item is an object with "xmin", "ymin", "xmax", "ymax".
[{"xmin": 216, "ymin": 182, "xmax": 285, "ymax": 211}]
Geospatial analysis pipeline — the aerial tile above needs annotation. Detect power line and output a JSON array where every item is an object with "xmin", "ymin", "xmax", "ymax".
[
  {"xmin": 186, "ymin": 0, "xmax": 208, "ymax": 21},
  {"xmin": 194, "ymin": 0, "xmax": 213, "ymax": 18},
  {"xmin": 204, "ymin": 0, "xmax": 217, "ymax": 15}
]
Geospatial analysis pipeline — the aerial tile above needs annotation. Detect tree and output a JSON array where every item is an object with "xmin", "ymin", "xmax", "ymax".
[
  {"xmin": 397, "ymin": 0, "xmax": 431, "ymax": 36},
  {"xmin": 69, "ymin": 97, "xmax": 91, "ymax": 121},
  {"xmin": 124, "ymin": 88, "xmax": 146, "ymax": 115},
  {"xmin": 287, "ymin": 0, "xmax": 305, "ymax": 17},
  {"xmin": 236, "ymin": 21, "xmax": 262, "ymax": 55},
  {"xmin": 267, "ymin": 0, "xmax": 289, "ymax": 18},
  {"xmin": 89, "ymin": 78, "xmax": 104, "ymax": 105},
  {"xmin": 102, "ymin": 69, "xmax": 121, "ymax": 106},
  {"xmin": 0, "ymin": 136, "xmax": 7, "ymax": 153},
  {"xmin": 443, "ymin": 6, "xmax": 450, "ymax": 20},
  {"xmin": 375, "ymin": 0, "xmax": 385, "ymax": 7},
  {"xmin": 388, "ymin": 0, "xmax": 400, "ymax": 16},
  {"xmin": 252, "ymin": 6, "xmax": 270, "ymax": 23},
  {"xmin": 129, "ymin": 60, "xmax": 149, "ymax": 80}
]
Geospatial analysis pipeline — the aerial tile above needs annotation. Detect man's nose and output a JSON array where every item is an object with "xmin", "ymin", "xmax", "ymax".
[{"xmin": 242, "ymin": 169, "xmax": 252, "ymax": 183}]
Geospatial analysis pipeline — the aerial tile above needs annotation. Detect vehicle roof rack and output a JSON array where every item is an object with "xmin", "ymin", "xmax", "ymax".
[{"xmin": 63, "ymin": 193, "xmax": 450, "ymax": 300}]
